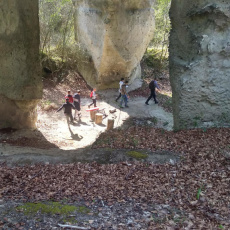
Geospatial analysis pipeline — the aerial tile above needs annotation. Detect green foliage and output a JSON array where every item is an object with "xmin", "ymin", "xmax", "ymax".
[
  {"xmin": 127, "ymin": 151, "xmax": 148, "ymax": 159},
  {"xmin": 196, "ymin": 188, "xmax": 202, "ymax": 200},
  {"xmin": 202, "ymin": 127, "xmax": 207, "ymax": 132},
  {"xmin": 17, "ymin": 202, "xmax": 90, "ymax": 216},
  {"xmin": 152, "ymin": 0, "xmax": 171, "ymax": 45},
  {"xmin": 197, "ymin": 185, "xmax": 205, "ymax": 200},
  {"xmin": 144, "ymin": 48, "xmax": 168, "ymax": 69},
  {"xmin": 144, "ymin": 0, "xmax": 171, "ymax": 70},
  {"xmin": 39, "ymin": 0, "xmax": 75, "ymax": 65},
  {"xmin": 192, "ymin": 116, "xmax": 202, "ymax": 128}
]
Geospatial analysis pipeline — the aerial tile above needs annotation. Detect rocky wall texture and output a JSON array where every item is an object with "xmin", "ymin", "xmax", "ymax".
[
  {"xmin": 73, "ymin": 0, "xmax": 155, "ymax": 89},
  {"xmin": 0, "ymin": 0, "xmax": 42, "ymax": 129},
  {"xmin": 169, "ymin": 0, "xmax": 230, "ymax": 130}
]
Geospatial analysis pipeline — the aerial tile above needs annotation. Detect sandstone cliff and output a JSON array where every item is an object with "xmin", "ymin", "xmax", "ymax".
[
  {"xmin": 170, "ymin": 0, "xmax": 230, "ymax": 129},
  {"xmin": 73, "ymin": 0, "xmax": 155, "ymax": 89},
  {"xmin": 0, "ymin": 0, "xmax": 42, "ymax": 129}
]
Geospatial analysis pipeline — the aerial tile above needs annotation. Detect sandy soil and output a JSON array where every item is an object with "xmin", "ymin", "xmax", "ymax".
[
  {"xmin": 39, "ymin": 90, "xmax": 173, "ymax": 150},
  {"xmin": 0, "ymin": 79, "xmax": 174, "ymax": 165}
]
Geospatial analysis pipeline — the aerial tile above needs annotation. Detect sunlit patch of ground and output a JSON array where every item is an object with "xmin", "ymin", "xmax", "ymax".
[
  {"xmin": 36, "ymin": 95, "xmax": 173, "ymax": 150},
  {"xmin": 0, "ymin": 75, "xmax": 173, "ymax": 151}
]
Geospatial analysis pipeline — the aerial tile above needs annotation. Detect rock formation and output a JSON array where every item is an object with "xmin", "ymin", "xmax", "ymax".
[
  {"xmin": 72, "ymin": 0, "xmax": 155, "ymax": 89},
  {"xmin": 0, "ymin": 0, "xmax": 42, "ymax": 129},
  {"xmin": 1, "ymin": 0, "xmax": 229, "ymax": 131},
  {"xmin": 170, "ymin": 1, "xmax": 230, "ymax": 130}
]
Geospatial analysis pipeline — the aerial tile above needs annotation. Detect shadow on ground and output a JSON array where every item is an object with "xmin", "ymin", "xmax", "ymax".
[
  {"xmin": 0, "ymin": 88, "xmax": 175, "ymax": 166},
  {"xmin": 0, "ymin": 146, "xmax": 180, "ymax": 167}
]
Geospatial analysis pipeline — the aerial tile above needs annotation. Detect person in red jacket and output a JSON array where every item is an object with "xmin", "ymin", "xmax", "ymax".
[
  {"xmin": 65, "ymin": 90, "xmax": 74, "ymax": 103},
  {"xmin": 88, "ymin": 88, "xmax": 97, "ymax": 108}
]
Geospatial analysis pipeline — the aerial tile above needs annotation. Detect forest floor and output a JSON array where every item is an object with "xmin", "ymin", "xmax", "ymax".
[
  {"xmin": 0, "ymin": 66, "xmax": 230, "ymax": 229},
  {"xmin": 0, "ymin": 67, "xmax": 173, "ymax": 165}
]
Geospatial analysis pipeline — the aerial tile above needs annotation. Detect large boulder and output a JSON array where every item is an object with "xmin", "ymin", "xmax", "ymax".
[
  {"xmin": 0, "ymin": 0, "xmax": 42, "ymax": 129},
  {"xmin": 170, "ymin": 1, "xmax": 230, "ymax": 130},
  {"xmin": 73, "ymin": 0, "xmax": 155, "ymax": 89}
]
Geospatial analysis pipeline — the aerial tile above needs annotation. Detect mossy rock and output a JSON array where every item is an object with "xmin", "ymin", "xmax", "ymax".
[
  {"xmin": 126, "ymin": 151, "xmax": 148, "ymax": 159},
  {"xmin": 17, "ymin": 202, "xmax": 90, "ymax": 216}
]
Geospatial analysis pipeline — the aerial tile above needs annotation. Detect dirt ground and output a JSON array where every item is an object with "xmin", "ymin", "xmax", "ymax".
[
  {"xmin": 1, "ymin": 75, "xmax": 230, "ymax": 230},
  {"xmin": 39, "ymin": 89, "xmax": 173, "ymax": 150},
  {"xmin": 0, "ymin": 77, "xmax": 174, "ymax": 165}
]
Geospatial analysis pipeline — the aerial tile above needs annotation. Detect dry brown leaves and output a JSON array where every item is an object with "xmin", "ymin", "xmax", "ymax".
[
  {"xmin": 43, "ymin": 71, "xmax": 91, "ymax": 97},
  {"xmin": 93, "ymin": 127, "xmax": 230, "ymax": 154},
  {"xmin": 0, "ymin": 127, "xmax": 230, "ymax": 228}
]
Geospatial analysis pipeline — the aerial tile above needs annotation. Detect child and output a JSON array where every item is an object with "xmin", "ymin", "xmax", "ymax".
[
  {"xmin": 56, "ymin": 98, "xmax": 75, "ymax": 124},
  {"xmin": 115, "ymin": 78, "xmax": 124, "ymax": 102},
  {"xmin": 120, "ymin": 81, "xmax": 129, "ymax": 108},
  {"xmin": 88, "ymin": 88, "xmax": 97, "ymax": 108},
  {"xmin": 73, "ymin": 90, "xmax": 81, "ymax": 119},
  {"xmin": 65, "ymin": 90, "xmax": 74, "ymax": 103}
]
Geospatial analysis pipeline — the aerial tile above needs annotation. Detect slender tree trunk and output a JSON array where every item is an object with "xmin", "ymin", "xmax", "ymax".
[{"xmin": 61, "ymin": 8, "xmax": 73, "ymax": 63}]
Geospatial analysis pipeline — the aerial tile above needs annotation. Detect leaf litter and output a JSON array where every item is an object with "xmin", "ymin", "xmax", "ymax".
[
  {"xmin": 0, "ymin": 127, "xmax": 230, "ymax": 229},
  {"xmin": 0, "ymin": 72, "xmax": 230, "ymax": 229}
]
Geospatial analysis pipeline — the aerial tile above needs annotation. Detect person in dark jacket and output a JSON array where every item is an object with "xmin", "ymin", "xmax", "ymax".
[
  {"xmin": 145, "ymin": 78, "xmax": 160, "ymax": 105},
  {"xmin": 73, "ymin": 90, "xmax": 81, "ymax": 119},
  {"xmin": 57, "ymin": 98, "xmax": 75, "ymax": 124}
]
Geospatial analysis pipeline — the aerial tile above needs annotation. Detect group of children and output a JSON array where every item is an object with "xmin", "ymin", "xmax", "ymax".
[
  {"xmin": 56, "ymin": 90, "xmax": 82, "ymax": 124},
  {"xmin": 56, "ymin": 77, "xmax": 160, "ymax": 125},
  {"xmin": 56, "ymin": 88, "xmax": 98, "ymax": 124}
]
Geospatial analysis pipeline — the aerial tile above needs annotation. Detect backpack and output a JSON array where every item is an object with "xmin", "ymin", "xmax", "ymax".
[
  {"xmin": 149, "ymin": 80, "xmax": 155, "ymax": 90},
  {"xmin": 90, "ymin": 91, "xmax": 93, "ymax": 98}
]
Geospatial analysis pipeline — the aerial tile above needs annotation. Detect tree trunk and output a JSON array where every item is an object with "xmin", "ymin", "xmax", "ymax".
[
  {"xmin": 95, "ymin": 113, "xmax": 103, "ymax": 124},
  {"xmin": 107, "ymin": 119, "xmax": 114, "ymax": 130},
  {"xmin": 90, "ymin": 110, "xmax": 97, "ymax": 121}
]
